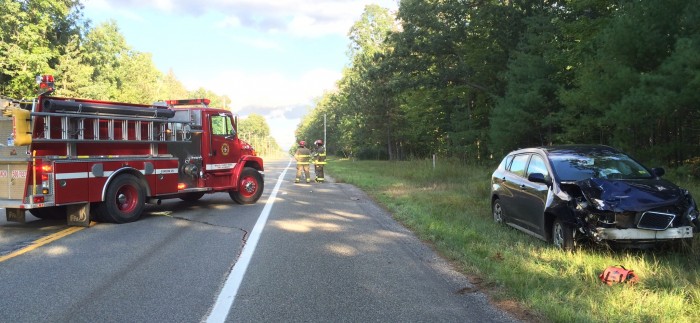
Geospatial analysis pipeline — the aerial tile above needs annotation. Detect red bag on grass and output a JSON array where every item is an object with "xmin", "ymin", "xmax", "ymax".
[{"xmin": 599, "ymin": 265, "xmax": 639, "ymax": 286}]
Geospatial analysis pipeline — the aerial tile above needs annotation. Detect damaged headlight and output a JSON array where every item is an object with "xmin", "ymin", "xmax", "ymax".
[
  {"xmin": 576, "ymin": 197, "xmax": 588, "ymax": 211},
  {"xmin": 682, "ymin": 189, "xmax": 699, "ymax": 230}
]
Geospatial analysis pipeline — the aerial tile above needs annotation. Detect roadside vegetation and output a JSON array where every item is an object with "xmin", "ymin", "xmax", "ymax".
[{"xmin": 328, "ymin": 159, "xmax": 700, "ymax": 323}]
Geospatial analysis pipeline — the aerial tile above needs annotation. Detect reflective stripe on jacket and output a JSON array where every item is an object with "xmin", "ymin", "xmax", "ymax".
[
  {"xmin": 314, "ymin": 147, "xmax": 327, "ymax": 165},
  {"xmin": 295, "ymin": 147, "xmax": 312, "ymax": 164}
]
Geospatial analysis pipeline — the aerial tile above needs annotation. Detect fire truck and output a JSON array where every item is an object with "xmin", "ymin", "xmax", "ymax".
[{"xmin": 0, "ymin": 75, "xmax": 264, "ymax": 226}]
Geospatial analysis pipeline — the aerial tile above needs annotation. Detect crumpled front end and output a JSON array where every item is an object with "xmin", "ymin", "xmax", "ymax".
[{"xmin": 560, "ymin": 178, "xmax": 699, "ymax": 246}]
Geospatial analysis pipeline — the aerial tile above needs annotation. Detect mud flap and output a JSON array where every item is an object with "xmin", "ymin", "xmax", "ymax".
[
  {"xmin": 6, "ymin": 208, "xmax": 25, "ymax": 223},
  {"xmin": 67, "ymin": 203, "xmax": 90, "ymax": 227}
]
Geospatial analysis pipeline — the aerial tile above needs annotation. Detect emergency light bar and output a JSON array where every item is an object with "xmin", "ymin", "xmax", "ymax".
[
  {"xmin": 165, "ymin": 98, "xmax": 211, "ymax": 107},
  {"xmin": 36, "ymin": 74, "xmax": 55, "ymax": 94}
]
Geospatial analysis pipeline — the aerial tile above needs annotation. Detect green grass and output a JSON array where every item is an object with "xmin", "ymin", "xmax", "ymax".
[{"xmin": 328, "ymin": 159, "xmax": 700, "ymax": 323}]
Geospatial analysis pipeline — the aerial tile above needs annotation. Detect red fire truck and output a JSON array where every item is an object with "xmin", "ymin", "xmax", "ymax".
[{"xmin": 0, "ymin": 75, "xmax": 264, "ymax": 226}]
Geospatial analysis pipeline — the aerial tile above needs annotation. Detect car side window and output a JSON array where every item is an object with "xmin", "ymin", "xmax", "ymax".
[
  {"xmin": 509, "ymin": 154, "xmax": 530, "ymax": 178},
  {"xmin": 527, "ymin": 155, "xmax": 549, "ymax": 177},
  {"xmin": 498, "ymin": 155, "xmax": 514, "ymax": 170}
]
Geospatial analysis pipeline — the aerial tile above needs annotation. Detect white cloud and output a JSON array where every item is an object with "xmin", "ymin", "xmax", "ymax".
[
  {"xmin": 83, "ymin": 0, "xmax": 147, "ymax": 22},
  {"xmin": 88, "ymin": 0, "xmax": 399, "ymax": 37}
]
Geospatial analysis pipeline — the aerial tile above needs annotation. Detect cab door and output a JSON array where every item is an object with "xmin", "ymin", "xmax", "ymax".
[{"xmin": 204, "ymin": 112, "xmax": 237, "ymax": 188}]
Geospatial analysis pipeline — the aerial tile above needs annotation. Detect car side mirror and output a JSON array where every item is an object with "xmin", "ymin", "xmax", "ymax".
[
  {"xmin": 528, "ymin": 173, "xmax": 550, "ymax": 185},
  {"xmin": 651, "ymin": 167, "xmax": 665, "ymax": 177}
]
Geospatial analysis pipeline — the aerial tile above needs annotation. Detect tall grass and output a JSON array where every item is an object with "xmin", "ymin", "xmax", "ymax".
[{"xmin": 328, "ymin": 159, "xmax": 700, "ymax": 322}]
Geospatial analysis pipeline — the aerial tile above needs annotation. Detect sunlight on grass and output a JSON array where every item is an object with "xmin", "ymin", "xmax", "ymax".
[{"xmin": 328, "ymin": 159, "xmax": 700, "ymax": 322}]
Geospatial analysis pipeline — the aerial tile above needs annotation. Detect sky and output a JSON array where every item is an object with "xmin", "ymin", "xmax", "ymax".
[{"xmin": 82, "ymin": 0, "xmax": 399, "ymax": 150}]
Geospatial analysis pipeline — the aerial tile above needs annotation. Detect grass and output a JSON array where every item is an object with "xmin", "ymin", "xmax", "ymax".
[{"xmin": 327, "ymin": 159, "xmax": 700, "ymax": 323}]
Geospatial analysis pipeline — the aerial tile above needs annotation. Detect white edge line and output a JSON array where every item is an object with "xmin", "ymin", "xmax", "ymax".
[{"xmin": 205, "ymin": 160, "xmax": 291, "ymax": 323}]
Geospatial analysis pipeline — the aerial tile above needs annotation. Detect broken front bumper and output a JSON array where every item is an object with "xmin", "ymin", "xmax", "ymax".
[{"xmin": 596, "ymin": 226, "xmax": 693, "ymax": 241}]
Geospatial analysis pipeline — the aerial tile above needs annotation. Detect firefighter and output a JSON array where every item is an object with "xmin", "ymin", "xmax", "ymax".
[
  {"xmin": 294, "ymin": 140, "xmax": 311, "ymax": 183},
  {"xmin": 312, "ymin": 139, "xmax": 326, "ymax": 182}
]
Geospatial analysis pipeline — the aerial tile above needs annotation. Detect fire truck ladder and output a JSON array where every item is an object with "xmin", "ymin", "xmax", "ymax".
[{"xmin": 30, "ymin": 110, "xmax": 191, "ymax": 156}]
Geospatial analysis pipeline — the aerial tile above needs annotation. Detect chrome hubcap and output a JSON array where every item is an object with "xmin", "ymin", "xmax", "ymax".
[{"xmin": 117, "ymin": 193, "xmax": 127, "ymax": 205}]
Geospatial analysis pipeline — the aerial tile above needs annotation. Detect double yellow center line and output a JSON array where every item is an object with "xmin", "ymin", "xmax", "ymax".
[{"xmin": 0, "ymin": 222, "xmax": 96, "ymax": 263}]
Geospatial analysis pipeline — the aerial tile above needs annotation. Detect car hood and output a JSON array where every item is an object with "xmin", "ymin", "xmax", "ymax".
[{"xmin": 576, "ymin": 178, "xmax": 684, "ymax": 212}]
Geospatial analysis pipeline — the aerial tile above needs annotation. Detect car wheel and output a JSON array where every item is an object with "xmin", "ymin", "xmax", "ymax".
[
  {"xmin": 492, "ymin": 199, "xmax": 505, "ymax": 225},
  {"xmin": 552, "ymin": 219, "xmax": 576, "ymax": 250}
]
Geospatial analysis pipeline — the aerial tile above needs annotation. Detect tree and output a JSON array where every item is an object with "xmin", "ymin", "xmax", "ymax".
[
  {"xmin": 188, "ymin": 87, "xmax": 229, "ymax": 109},
  {"xmin": 80, "ymin": 20, "xmax": 129, "ymax": 101},
  {"xmin": 490, "ymin": 7, "xmax": 566, "ymax": 156},
  {"xmin": 114, "ymin": 51, "xmax": 161, "ymax": 104},
  {"xmin": 54, "ymin": 34, "xmax": 94, "ymax": 98},
  {"xmin": 238, "ymin": 114, "xmax": 281, "ymax": 156},
  {"xmin": 158, "ymin": 69, "xmax": 189, "ymax": 101},
  {"xmin": 238, "ymin": 114, "xmax": 270, "ymax": 138},
  {"xmin": 0, "ymin": 0, "xmax": 85, "ymax": 97}
]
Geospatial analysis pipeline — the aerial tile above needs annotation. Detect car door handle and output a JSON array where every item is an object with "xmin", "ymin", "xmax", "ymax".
[{"xmin": 519, "ymin": 184, "xmax": 527, "ymax": 190}]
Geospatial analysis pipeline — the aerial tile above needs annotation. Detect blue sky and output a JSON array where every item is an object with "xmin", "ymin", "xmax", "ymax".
[{"xmin": 82, "ymin": 0, "xmax": 398, "ymax": 150}]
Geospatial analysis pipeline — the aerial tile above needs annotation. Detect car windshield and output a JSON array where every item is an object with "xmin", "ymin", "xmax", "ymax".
[{"xmin": 549, "ymin": 152, "xmax": 653, "ymax": 181}]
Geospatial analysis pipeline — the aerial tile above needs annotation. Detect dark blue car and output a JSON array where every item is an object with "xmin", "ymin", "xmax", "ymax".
[{"xmin": 490, "ymin": 145, "xmax": 699, "ymax": 250}]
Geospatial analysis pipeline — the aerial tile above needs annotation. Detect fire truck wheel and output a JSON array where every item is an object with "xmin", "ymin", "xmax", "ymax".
[
  {"xmin": 230, "ymin": 167, "xmax": 264, "ymax": 204},
  {"xmin": 180, "ymin": 192, "xmax": 205, "ymax": 202},
  {"xmin": 29, "ymin": 206, "xmax": 67, "ymax": 220},
  {"xmin": 94, "ymin": 174, "xmax": 145, "ymax": 223}
]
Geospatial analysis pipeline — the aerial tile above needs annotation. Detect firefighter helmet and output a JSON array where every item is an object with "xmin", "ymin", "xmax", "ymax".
[
  {"xmin": 315, "ymin": 139, "xmax": 323, "ymax": 146},
  {"xmin": 299, "ymin": 140, "xmax": 306, "ymax": 147}
]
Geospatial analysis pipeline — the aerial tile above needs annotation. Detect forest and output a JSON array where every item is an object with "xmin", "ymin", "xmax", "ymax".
[
  {"xmin": 295, "ymin": 0, "xmax": 700, "ymax": 176},
  {"xmin": 0, "ymin": 0, "xmax": 280, "ymax": 155}
]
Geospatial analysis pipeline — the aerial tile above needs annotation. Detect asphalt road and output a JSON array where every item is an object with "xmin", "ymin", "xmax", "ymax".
[{"xmin": 0, "ymin": 158, "xmax": 519, "ymax": 323}]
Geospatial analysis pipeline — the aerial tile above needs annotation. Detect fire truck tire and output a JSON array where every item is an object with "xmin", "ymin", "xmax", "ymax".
[
  {"xmin": 180, "ymin": 192, "xmax": 205, "ymax": 202},
  {"xmin": 29, "ymin": 206, "xmax": 67, "ymax": 220},
  {"xmin": 94, "ymin": 174, "xmax": 145, "ymax": 223},
  {"xmin": 229, "ymin": 167, "xmax": 264, "ymax": 204}
]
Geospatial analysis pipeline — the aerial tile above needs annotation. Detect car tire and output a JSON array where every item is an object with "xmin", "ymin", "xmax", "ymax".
[
  {"xmin": 552, "ymin": 218, "xmax": 576, "ymax": 250},
  {"xmin": 492, "ymin": 198, "xmax": 505, "ymax": 225}
]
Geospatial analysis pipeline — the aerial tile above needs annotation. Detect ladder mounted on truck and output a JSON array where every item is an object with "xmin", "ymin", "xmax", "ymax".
[{"xmin": 32, "ymin": 103, "xmax": 191, "ymax": 143}]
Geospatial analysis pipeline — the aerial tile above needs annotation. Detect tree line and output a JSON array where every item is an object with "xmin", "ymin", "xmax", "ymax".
[
  {"xmin": 295, "ymin": 0, "xmax": 700, "ymax": 175},
  {"xmin": 0, "ymin": 0, "xmax": 280, "ymax": 155}
]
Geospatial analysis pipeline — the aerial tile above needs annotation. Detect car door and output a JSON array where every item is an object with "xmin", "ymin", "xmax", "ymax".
[
  {"xmin": 500, "ymin": 153, "xmax": 532, "ymax": 229},
  {"xmin": 518, "ymin": 154, "xmax": 551, "ymax": 236}
]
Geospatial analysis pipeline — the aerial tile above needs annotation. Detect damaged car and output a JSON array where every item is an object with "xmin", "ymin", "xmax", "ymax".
[{"xmin": 490, "ymin": 145, "xmax": 699, "ymax": 250}]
